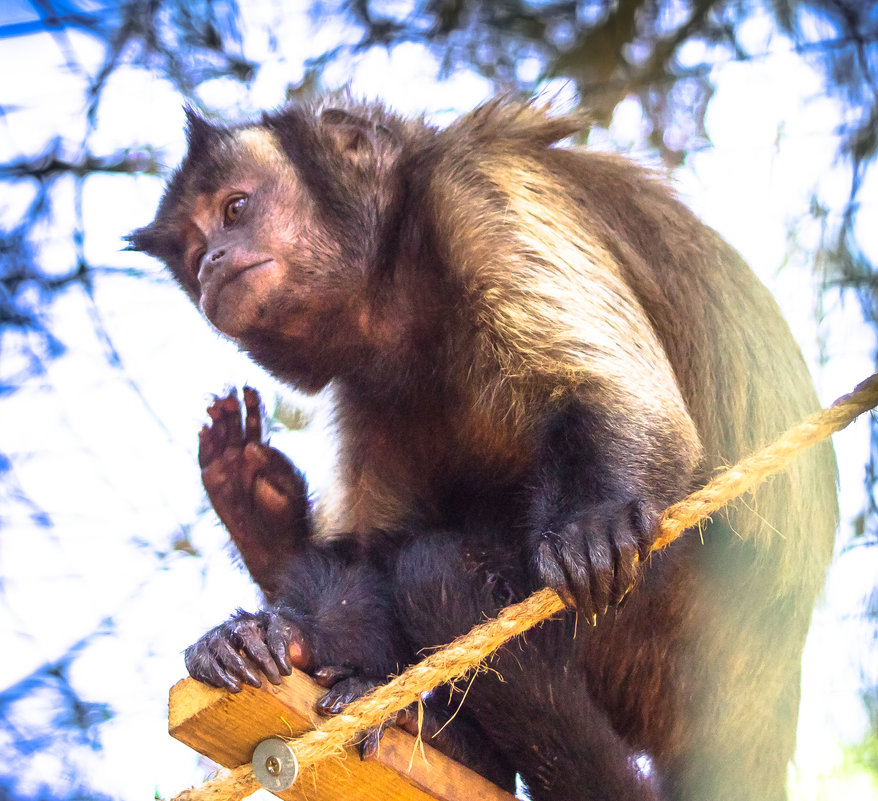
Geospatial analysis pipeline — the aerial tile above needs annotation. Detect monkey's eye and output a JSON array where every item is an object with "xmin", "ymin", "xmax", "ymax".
[{"xmin": 222, "ymin": 194, "xmax": 248, "ymax": 228}]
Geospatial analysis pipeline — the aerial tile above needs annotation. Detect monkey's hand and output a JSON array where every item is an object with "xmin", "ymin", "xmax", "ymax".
[
  {"xmin": 184, "ymin": 608, "xmax": 311, "ymax": 692},
  {"xmin": 200, "ymin": 387, "xmax": 312, "ymax": 588},
  {"xmin": 531, "ymin": 500, "xmax": 653, "ymax": 618}
]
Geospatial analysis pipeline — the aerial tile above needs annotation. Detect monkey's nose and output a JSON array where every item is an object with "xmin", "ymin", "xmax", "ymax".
[{"xmin": 199, "ymin": 247, "xmax": 226, "ymax": 281}]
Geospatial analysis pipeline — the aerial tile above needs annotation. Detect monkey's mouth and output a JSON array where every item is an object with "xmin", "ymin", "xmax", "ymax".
[{"xmin": 200, "ymin": 258, "xmax": 276, "ymax": 324}]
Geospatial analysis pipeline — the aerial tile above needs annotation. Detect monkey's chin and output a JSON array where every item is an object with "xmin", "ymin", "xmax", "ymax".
[
  {"xmin": 202, "ymin": 290, "xmax": 272, "ymax": 338},
  {"xmin": 206, "ymin": 307, "xmax": 259, "ymax": 338},
  {"xmin": 201, "ymin": 262, "xmax": 280, "ymax": 337}
]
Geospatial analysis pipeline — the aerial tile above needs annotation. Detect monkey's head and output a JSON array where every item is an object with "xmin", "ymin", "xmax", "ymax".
[{"xmin": 129, "ymin": 101, "xmax": 410, "ymax": 391}]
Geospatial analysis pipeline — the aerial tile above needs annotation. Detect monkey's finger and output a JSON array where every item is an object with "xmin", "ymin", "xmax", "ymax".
[
  {"xmin": 205, "ymin": 394, "xmax": 225, "ymax": 422},
  {"xmin": 206, "ymin": 389, "xmax": 234, "ymax": 427},
  {"xmin": 317, "ymin": 689, "xmax": 353, "ymax": 715},
  {"xmin": 396, "ymin": 706, "xmax": 416, "ymax": 733},
  {"xmin": 626, "ymin": 499, "xmax": 655, "ymax": 563},
  {"xmin": 317, "ymin": 675, "xmax": 379, "ymax": 716},
  {"xmin": 198, "ymin": 424, "xmax": 218, "ymax": 468},
  {"xmin": 248, "ymin": 447, "xmax": 309, "ymax": 517},
  {"xmin": 243, "ymin": 386, "xmax": 263, "ymax": 445},
  {"xmin": 204, "ymin": 389, "xmax": 243, "ymax": 453},
  {"xmin": 266, "ymin": 614, "xmax": 309, "ymax": 675},
  {"xmin": 533, "ymin": 534, "xmax": 577, "ymax": 609},
  {"xmin": 584, "ymin": 532, "xmax": 615, "ymax": 615},
  {"xmin": 240, "ymin": 439, "xmax": 302, "ymax": 495},
  {"xmin": 221, "ymin": 389, "xmax": 245, "ymax": 446},
  {"xmin": 535, "ymin": 529, "xmax": 597, "ymax": 615},
  {"xmin": 236, "ymin": 441, "xmax": 268, "ymax": 491},
  {"xmin": 394, "ymin": 703, "xmax": 425, "ymax": 736},
  {"xmin": 360, "ymin": 728, "xmax": 381, "ymax": 761},
  {"xmin": 208, "ymin": 390, "xmax": 240, "ymax": 448},
  {"xmin": 286, "ymin": 634, "xmax": 312, "ymax": 672},
  {"xmin": 200, "ymin": 396, "xmax": 231, "ymax": 468},
  {"xmin": 184, "ymin": 641, "xmax": 237, "ymax": 691},
  {"xmin": 610, "ymin": 540, "xmax": 639, "ymax": 607},
  {"xmin": 213, "ymin": 643, "xmax": 265, "ymax": 689},
  {"xmin": 268, "ymin": 447, "xmax": 308, "ymax": 491},
  {"xmin": 359, "ymin": 723, "xmax": 395, "ymax": 761},
  {"xmin": 256, "ymin": 446, "xmax": 309, "ymax": 500},
  {"xmin": 201, "ymin": 458, "xmax": 246, "ymax": 516},
  {"xmin": 185, "ymin": 637, "xmax": 255, "ymax": 692}
]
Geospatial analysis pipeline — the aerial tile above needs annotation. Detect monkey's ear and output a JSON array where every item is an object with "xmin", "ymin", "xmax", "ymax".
[
  {"xmin": 184, "ymin": 105, "xmax": 223, "ymax": 153},
  {"xmin": 319, "ymin": 108, "xmax": 375, "ymax": 159},
  {"xmin": 125, "ymin": 223, "xmax": 163, "ymax": 256},
  {"xmin": 319, "ymin": 108, "xmax": 400, "ymax": 167}
]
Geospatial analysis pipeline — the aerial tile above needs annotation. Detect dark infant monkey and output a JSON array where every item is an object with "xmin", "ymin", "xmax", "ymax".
[{"xmin": 130, "ymin": 97, "xmax": 838, "ymax": 801}]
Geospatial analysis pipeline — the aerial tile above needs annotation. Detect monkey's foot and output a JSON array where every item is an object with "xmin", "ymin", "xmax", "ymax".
[
  {"xmin": 316, "ymin": 674, "xmax": 429, "ymax": 763},
  {"xmin": 312, "ymin": 667, "xmax": 515, "ymax": 788},
  {"xmin": 184, "ymin": 609, "xmax": 311, "ymax": 693},
  {"xmin": 309, "ymin": 667, "xmax": 393, "ymax": 760},
  {"xmin": 313, "ymin": 668, "xmax": 461, "ymax": 763}
]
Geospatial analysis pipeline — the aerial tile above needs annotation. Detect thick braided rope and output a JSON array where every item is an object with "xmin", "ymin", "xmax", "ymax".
[
  {"xmin": 292, "ymin": 585, "xmax": 568, "ymax": 766},
  {"xmin": 174, "ymin": 373, "xmax": 878, "ymax": 799},
  {"xmin": 172, "ymin": 765, "xmax": 261, "ymax": 801},
  {"xmin": 654, "ymin": 372, "xmax": 878, "ymax": 549}
]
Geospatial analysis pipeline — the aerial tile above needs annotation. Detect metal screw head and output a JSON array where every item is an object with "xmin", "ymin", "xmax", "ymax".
[
  {"xmin": 265, "ymin": 756, "xmax": 281, "ymax": 776},
  {"xmin": 252, "ymin": 737, "xmax": 298, "ymax": 792}
]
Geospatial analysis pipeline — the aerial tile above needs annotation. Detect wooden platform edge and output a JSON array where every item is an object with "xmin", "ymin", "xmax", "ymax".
[{"xmin": 168, "ymin": 670, "xmax": 517, "ymax": 801}]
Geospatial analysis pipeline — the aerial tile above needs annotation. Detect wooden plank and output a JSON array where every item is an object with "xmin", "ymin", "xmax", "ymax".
[{"xmin": 169, "ymin": 670, "xmax": 516, "ymax": 801}]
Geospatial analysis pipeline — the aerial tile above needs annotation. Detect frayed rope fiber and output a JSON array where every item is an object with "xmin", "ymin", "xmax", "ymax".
[
  {"xmin": 174, "ymin": 372, "xmax": 878, "ymax": 800},
  {"xmin": 653, "ymin": 372, "xmax": 878, "ymax": 550}
]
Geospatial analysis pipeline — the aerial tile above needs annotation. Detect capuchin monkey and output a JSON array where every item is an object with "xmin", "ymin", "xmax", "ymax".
[{"xmin": 129, "ymin": 96, "xmax": 837, "ymax": 801}]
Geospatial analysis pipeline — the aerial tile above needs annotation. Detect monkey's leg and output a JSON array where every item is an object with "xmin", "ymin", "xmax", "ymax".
[
  {"xmin": 199, "ymin": 386, "xmax": 312, "ymax": 594},
  {"xmin": 397, "ymin": 696, "xmax": 517, "ymax": 790},
  {"xmin": 473, "ymin": 637, "xmax": 662, "ymax": 801},
  {"xmin": 394, "ymin": 533, "xmax": 658, "ymax": 801},
  {"xmin": 186, "ymin": 543, "xmax": 410, "ymax": 694}
]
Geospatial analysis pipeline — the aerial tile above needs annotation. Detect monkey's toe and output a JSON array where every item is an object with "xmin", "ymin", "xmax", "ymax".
[
  {"xmin": 316, "ymin": 675, "xmax": 380, "ymax": 715},
  {"xmin": 184, "ymin": 609, "xmax": 308, "ymax": 692}
]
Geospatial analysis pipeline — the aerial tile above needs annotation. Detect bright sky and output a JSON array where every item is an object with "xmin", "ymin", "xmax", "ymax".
[{"xmin": 0, "ymin": 3, "xmax": 875, "ymax": 800}]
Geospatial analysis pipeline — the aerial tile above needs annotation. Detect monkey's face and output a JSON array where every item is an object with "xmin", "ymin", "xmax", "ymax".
[
  {"xmin": 131, "ymin": 104, "xmax": 432, "ymax": 390},
  {"xmin": 177, "ymin": 157, "xmax": 339, "ymax": 340},
  {"xmin": 130, "ymin": 116, "xmax": 377, "ymax": 388}
]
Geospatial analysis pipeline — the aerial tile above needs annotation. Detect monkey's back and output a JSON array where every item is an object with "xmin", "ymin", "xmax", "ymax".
[
  {"xmin": 424, "ymin": 111, "xmax": 838, "ymax": 594},
  {"xmin": 543, "ymin": 147, "xmax": 838, "ymax": 592}
]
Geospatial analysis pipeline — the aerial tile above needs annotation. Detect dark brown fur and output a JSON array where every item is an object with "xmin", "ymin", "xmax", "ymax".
[{"xmin": 131, "ymin": 97, "xmax": 837, "ymax": 801}]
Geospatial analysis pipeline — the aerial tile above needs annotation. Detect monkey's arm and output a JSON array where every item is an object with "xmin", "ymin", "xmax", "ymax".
[
  {"xmin": 199, "ymin": 387, "xmax": 312, "ymax": 597},
  {"xmin": 525, "ymin": 394, "xmax": 698, "ymax": 617},
  {"xmin": 439, "ymin": 153, "xmax": 703, "ymax": 617}
]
